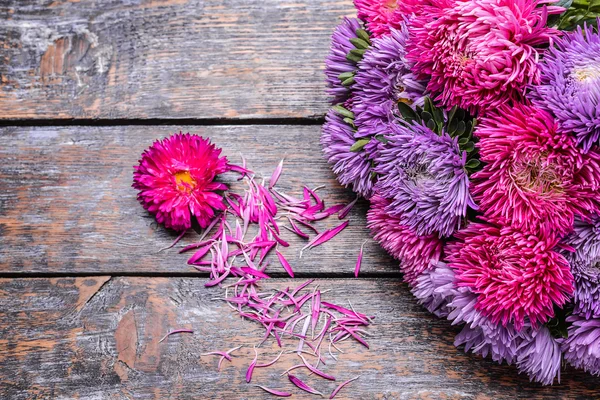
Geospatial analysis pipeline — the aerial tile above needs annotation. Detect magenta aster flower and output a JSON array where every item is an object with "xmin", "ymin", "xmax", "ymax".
[
  {"xmin": 531, "ymin": 22, "xmax": 600, "ymax": 153},
  {"xmin": 353, "ymin": 27, "xmax": 427, "ymax": 139},
  {"xmin": 446, "ymin": 222, "xmax": 574, "ymax": 331},
  {"xmin": 325, "ymin": 18, "xmax": 362, "ymax": 104},
  {"xmin": 408, "ymin": 0, "xmax": 561, "ymax": 115},
  {"xmin": 473, "ymin": 103, "xmax": 600, "ymax": 237},
  {"xmin": 321, "ymin": 108, "xmax": 375, "ymax": 198},
  {"xmin": 367, "ymin": 195, "xmax": 442, "ymax": 284},
  {"xmin": 374, "ymin": 121, "xmax": 475, "ymax": 238},
  {"xmin": 354, "ymin": 0, "xmax": 404, "ymax": 38},
  {"xmin": 562, "ymin": 216, "xmax": 600, "ymax": 318},
  {"xmin": 562, "ymin": 313, "xmax": 600, "ymax": 375},
  {"xmin": 133, "ymin": 133, "xmax": 231, "ymax": 232}
]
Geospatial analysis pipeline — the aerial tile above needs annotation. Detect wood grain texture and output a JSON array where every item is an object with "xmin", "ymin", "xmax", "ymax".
[
  {"xmin": 0, "ymin": 125, "xmax": 396, "ymax": 275},
  {"xmin": 1, "ymin": 277, "xmax": 599, "ymax": 399},
  {"xmin": 0, "ymin": 0, "xmax": 353, "ymax": 120}
]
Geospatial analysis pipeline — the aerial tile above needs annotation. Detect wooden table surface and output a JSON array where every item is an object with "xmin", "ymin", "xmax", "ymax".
[{"xmin": 1, "ymin": 1, "xmax": 599, "ymax": 399}]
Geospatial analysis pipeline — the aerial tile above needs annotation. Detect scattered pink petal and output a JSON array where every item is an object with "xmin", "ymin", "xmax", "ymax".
[
  {"xmin": 338, "ymin": 197, "xmax": 358, "ymax": 220},
  {"xmin": 187, "ymin": 243, "xmax": 213, "ymax": 264},
  {"xmin": 329, "ymin": 376, "xmax": 360, "ymax": 399},
  {"xmin": 299, "ymin": 354, "xmax": 336, "ymax": 381},
  {"xmin": 302, "ymin": 221, "xmax": 349, "ymax": 253},
  {"xmin": 158, "ymin": 329, "xmax": 194, "ymax": 343},
  {"xmin": 255, "ymin": 385, "xmax": 292, "ymax": 397},
  {"xmin": 276, "ymin": 250, "xmax": 294, "ymax": 278},
  {"xmin": 288, "ymin": 374, "xmax": 324, "ymax": 396},
  {"xmin": 157, "ymin": 229, "xmax": 187, "ymax": 253},
  {"xmin": 256, "ymin": 350, "xmax": 284, "ymax": 368},
  {"xmin": 246, "ymin": 347, "xmax": 258, "ymax": 383},
  {"xmin": 355, "ymin": 241, "xmax": 366, "ymax": 278},
  {"xmin": 240, "ymin": 267, "xmax": 271, "ymax": 279},
  {"xmin": 270, "ymin": 159, "xmax": 284, "ymax": 189}
]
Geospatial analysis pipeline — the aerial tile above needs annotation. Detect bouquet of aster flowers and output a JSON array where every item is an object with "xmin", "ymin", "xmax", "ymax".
[{"xmin": 322, "ymin": 0, "xmax": 600, "ymax": 385}]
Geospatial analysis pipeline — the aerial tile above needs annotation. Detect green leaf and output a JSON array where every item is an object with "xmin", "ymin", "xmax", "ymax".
[
  {"xmin": 447, "ymin": 106, "xmax": 458, "ymax": 126},
  {"xmin": 342, "ymin": 76, "xmax": 355, "ymax": 86},
  {"xmin": 350, "ymin": 37, "xmax": 370, "ymax": 49},
  {"xmin": 338, "ymin": 71, "xmax": 355, "ymax": 81},
  {"xmin": 426, "ymin": 119, "xmax": 436, "ymax": 131},
  {"xmin": 469, "ymin": 118, "xmax": 477, "ymax": 136},
  {"xmin": 350, "ymin": 138, "xmax": 370, "ymax": 152},
  {"xmin": 346, "ymin": 53, "xmax": 362, "ymax": 63},
  {"xmin": 432, "ymin": 104, "xmax": 444, "ymax": 127},
  {"xmin": 465, "ymin": 159, "xmax": 481, "ymax": 170},
  {"xmin": 350, "ymin": 48, "xmax": 366, "ymax": 57},
  {"xmin": 458, "ymin": 137, "xmax": 469, "ymax": 146},
  {"xmin": 375, "ymin": 134, "xmax": 388, "ymax": 144},
  {"xmin": 332, "ymin": 105, "xmax": 354, "ymax": 119},
  {"xmin": 424, "ymin": 97, "xmax": 434, "ymax": 114},
  {"xmin": 463, "ymin": 141, "xmax": 475, "ymax": 153},
  {"xmin": 421, "ymin": 111, "xmax": 433, "ymax": 122},
  {"xmin": 356, "ymin": 29, "xmax": 371, "ymax": 44},
  {"xmin": 398, "ymin": 102, "xmax": 418, "ymax": 122},
  {"xmin": 448, "ymin": 118, "xmax": 459, "ymax": 136},
  {"xmin": 343, "ymin": 118, "xmax": 356, "ymax": 128},
  {"xmin": 456, "ymin": 121, "xmax": 466, "ymax": 136}
]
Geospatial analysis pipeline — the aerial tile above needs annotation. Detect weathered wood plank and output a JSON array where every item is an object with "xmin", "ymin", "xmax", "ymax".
[
  {"xmin": 0, "ymin": 125, "xmax": 395, "ymax": 275},
  {"xmin": 0, "ymin": 0, "xmax": 352, "ymax": 120},
  {"xmin": 1, "ymin": 277, "xmax": 598, "ymax": 399}
]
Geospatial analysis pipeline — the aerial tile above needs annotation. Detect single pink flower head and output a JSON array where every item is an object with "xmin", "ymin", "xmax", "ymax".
[
  {"xmin": 367, "ymin": 194, "xmax": 443, "ymax": 284},
  {"xmin": 133, "ymin": 133, "xmax": 231, "ymax": 232},
  {"xmin": 354, "ymin": 0, "xmax": 404, "ymax": 38},
  {"xmin": 472, "ymin": 103, "xmax": 600, "ymax": 237},
  {"xmin": 408, "ymin": 0, "xmax": 561, "ymax": 115},
  {"xmin": 447, "ymin": 222, "xmax": 574, "ymax": 331}
]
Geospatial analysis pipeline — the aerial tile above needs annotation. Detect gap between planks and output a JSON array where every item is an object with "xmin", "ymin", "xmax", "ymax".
[
  {"xmin": 0, "ymin": 271, "xmax": 404, "ymax": 279},
  {"xmin": 0, "ymin": 117, "xmax": 325, "ymax": 128}
]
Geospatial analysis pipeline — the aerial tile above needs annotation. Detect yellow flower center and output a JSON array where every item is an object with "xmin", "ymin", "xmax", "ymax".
[
  {"xmin": 573, "ymin": 65, "xmax": 600, "ymax": 83},
  {"xmin": 174, "ymin": 170, "xmax": 196, "ymax": 192},
  {"xmin": 385, "ymin": 0, "xmax": 397, "ymax": 10},
  {"xmin": 510, "ymin": 158, "xmax": 562, "ymax": 197}
]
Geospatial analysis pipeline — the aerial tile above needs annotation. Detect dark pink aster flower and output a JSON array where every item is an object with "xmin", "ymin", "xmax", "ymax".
[
  {"xmin": 354, "ymin": 0, "xmax": 404, "ymax": 38},
  {"xmin": 472, "ymin": 103, "xmax": 600, "ymax": 236},
  {"xmin": 446, "ymin": 222, "xmax": 574, "ymax": 331},
  {"xmin": 408, "ymin": 0, "xmax": 562, "ymax": 115},
  {"xmin": 367, "ymin": 194, "xmax": 443, "ymax": 284},
  {"xmin": 133, "ymin": 133, "xmax": 230, "ymax": 232}
]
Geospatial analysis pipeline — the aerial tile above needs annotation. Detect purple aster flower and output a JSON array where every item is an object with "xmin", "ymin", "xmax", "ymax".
[
  {"xmin": 374, "ymin": 121, "xmax": 475, "ymax": 237},
  {"xmin": 412, "ymin": 261, "xmax": 455, "ymax": 317},
  {"xmin": 562, "ymin": 216, "xmax": 600, "ymax": 318},
  {"xmin": 515, "ymin": 325, "xmax": 562, "ymax": 385},
  {"xmin": 321, "ymin": 108, "xmax": 375, "ymax": 198},
  {"xmin": 530, "ymin": 22, "xmax": 600, "ymax": 152},
  {"xmin": 414, "ymin": 261, "xmax": 562, "ymax": 384},
  {"xmin": 450, "ymin": 288, "xmax": 561, "ymax": 384},
  {"xmin": 562, "ymin": 313, "xmax": 600, "ymax": 375},
  {"xmin": 353, "ymin": 27, "xmax": 427, "ymax": 138},
  {"xmin": 325, "ymin": 18, "xmax": 362, "ymax": 104}
]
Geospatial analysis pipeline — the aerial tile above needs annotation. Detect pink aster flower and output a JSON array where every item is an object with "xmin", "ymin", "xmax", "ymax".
[
  {"xmin": 354, "ymin": 0, "xmax": 404, "ymax": 38},
  {"xmin": 408, "ymin": 0, "xmax": 562, "ymax": 115},
  {"xmin": 446, "ymin": 222, "xmax": 574, "ymax": 331},
  {"xmin": 133, "ymin": 133, "xmax": 231, "ymax": 232},
  {"xmin": 367, "ymin": 194, "xmax": 443, "ymax": 284},
  {"xmin": 472, "ymin": 103, "xmax": 600, "ymax": 236}
]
